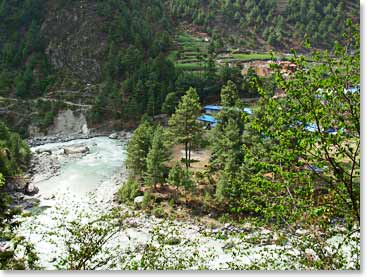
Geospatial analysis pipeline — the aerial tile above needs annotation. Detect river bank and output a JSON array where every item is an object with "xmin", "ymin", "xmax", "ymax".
[
  {"xmin": 8, "ymin": 131, "xmax": 130, "ymax": 209},
  {"xmin": 26, "ymin": 130, "xmax": 130, "ymax": 147}
]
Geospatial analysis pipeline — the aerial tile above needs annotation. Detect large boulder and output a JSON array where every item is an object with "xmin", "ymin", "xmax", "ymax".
[
  {"xmin": 25, "ymin": 183, "xmax": 39, "ymax": 196},
  {"xmin": 63, "ymin": 146, "xmax": 90, "ymax": 155},
  {"xmin": 48, "ymin": 110, "xmax": 88, "ymax": 137}
]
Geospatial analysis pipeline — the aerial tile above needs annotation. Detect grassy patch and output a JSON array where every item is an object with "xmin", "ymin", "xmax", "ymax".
[
  {"xmin": 175, "ymin": 63, "xmax": 204, "ymax": 70},
  {"xmin": 167, "ymin": 50, "xmax": 179, "ymax": 62}
]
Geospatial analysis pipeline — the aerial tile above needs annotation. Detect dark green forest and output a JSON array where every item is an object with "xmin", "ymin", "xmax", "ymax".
[
  {"xmin": 168, "ymin": 0, "xmax": 359, "ymax": 49},
  {"xmin": 0, "ymin": 0, "xmax": 360, "ymax": 135}
]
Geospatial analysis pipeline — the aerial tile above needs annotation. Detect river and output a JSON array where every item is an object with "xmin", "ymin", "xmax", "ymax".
[
  {"xmin": 16, "ymin": 136, "xmax": 359, "ymax": 270},
  {"xmin": 18, "ymin": 136, "xmax": 238, "ymax": 270}
]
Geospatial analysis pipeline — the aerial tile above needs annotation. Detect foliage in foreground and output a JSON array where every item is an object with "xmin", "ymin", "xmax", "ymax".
[
  {"xmin": 0, "ymin": 121, "xmax": 31, "ymax": 179},
  {"xmin": 0, "ymin": 121, "xmax": 37, "ymax": 269}
]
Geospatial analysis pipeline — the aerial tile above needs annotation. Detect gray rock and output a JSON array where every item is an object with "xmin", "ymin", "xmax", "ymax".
[
  {"xmin": 109, "ymin": 133, "xmax": 118, "ymax": 139},
  {"xmin": 134, "ymin": 196, "xmax": 144, "ymax": 207},
  {"xmin": 23, "ymin": 198, "xmax": 40, "ymax": 210},
  {"xmin": 35, "ymin": 149, "xmax": 52, "ymax": 155},
  {"xmin": 25, "ymin": 183, "xmax": 39, "ymax": 195},
  {"xmin": 64, "ymin": 146, "xmax": 90, "ymax": 155}
]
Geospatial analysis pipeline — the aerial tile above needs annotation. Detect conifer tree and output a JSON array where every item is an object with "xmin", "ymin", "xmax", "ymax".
[
  {"xmin": 167, "ymin": 162, "xmax": 185, "ymax": 199},
  {"xmin": 211, "ymin": 81, "xmax": 244, "ymax": 170},
  {"xmin": 126, "ymin": 118, "xmax": 154, "ymax": 178},
  {"xmin": 214, "ymin": 118, "xmax": 242, "ymax": 201},
  {"xmin": 145, "ymin": 126, "xmax": 170, "ymax": 190},
  {"xmin": 168, "ymin": 87, "xmax": 202, "ymax": 170}
]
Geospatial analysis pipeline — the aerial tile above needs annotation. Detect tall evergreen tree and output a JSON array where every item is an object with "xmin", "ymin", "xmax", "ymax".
[
  {"xmin": 168, "ymin": 87, "xmax": 202, "ymax": 170},
  {"xmin": 145, "ymin": 126, "xmax": 170, "ymax": 189},
  {"xmin": 126, "ymin": 118, "xmax": 154, "ymax": 178},
  {"xmin": 167, "ymin": 162, "xmax": 184, "ymax": 199},
  {"xmin": 210, "ymin": 81, "xmax": 244, "ymax": 170},
  {"xmin": 214, "ymin": 118, "xmax": 243, "ymax": 202}
]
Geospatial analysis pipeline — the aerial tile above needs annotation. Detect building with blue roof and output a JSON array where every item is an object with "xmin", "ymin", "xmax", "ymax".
[
  {"xmin": 197, "ymin": 114, "xmax": 219, "ymax": 128},
  {"xmin": 199, "ymin": 105, "xmax": 253, "ymax": 129},
  {"xmin": 203, "ymin": 105, "xmax": 222, "ymax": 114},
  {"xmin": 243, "ymin": 107, "xmax": 253, "ymax": 115},
  {"xmin": 203, "ymin": 105, "xmax": 253, "ymax": 115}
]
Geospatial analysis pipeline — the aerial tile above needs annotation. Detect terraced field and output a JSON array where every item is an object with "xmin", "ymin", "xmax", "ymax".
[
  {"xmin": 171, "ymin": 32, "xmax": 296, "ymax": 74},
  {"xmin": 173, "ymin": 33, "xmax": 210, "ymax": 72}
]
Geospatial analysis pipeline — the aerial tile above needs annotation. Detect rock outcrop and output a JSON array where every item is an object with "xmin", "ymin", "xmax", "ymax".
[{"xmin": 48, "ymin": 109, "xmax": 88, "ymax": 136}]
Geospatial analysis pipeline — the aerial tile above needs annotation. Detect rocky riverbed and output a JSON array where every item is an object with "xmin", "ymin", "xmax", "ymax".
[
  {"xmin": 26, "ymin": 130, "xmax": 130, "ymax": 147},
  {"xmin": 13, "ymin": 135, "xmax": 359, "ymax": 270}
]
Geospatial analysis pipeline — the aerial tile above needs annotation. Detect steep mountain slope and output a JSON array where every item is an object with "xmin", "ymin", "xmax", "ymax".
[
  {"xmin": 166, "ymin": 0, "xmax": 359, "ymax": 51},
  {"xmin": 0, "ymin": 0, "xmax": 360, "ymax": 137},
  {"xmin": 0, "ymin": 0, "xmax": 175, "ymax": 135}
]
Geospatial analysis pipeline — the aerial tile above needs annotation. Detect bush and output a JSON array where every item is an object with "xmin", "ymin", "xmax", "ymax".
[
  {"xmin": 117, "ymin": 178, "xmax": 139, "ymax": 203},
  {"xmin": 142, "ymin": 191, "xmax": 153, "ymax": 209},
  {"xmin": 0, "ymin": 121, "xmax": 31, "ymax": 178},
  {"xmin": 152, "ymin": 206, "xmax": 165, "ymax": 218}
]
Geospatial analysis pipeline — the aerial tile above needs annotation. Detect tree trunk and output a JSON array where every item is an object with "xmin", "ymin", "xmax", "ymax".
[
  {"xmin": 188, "ymin": 142, "xmax": 191, "ymax": 168},
  {"xmin": 185, "ymin": 141, "xmax": 188, "ymax": 170}
]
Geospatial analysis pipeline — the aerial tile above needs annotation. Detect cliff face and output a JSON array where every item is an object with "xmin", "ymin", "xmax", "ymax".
[{"xmin": 41, "ymin": 1, "xmax": 107, "ymax": 87}]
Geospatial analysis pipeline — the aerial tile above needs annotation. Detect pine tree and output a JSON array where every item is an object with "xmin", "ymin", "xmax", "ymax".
[
  {"xmin": 220, "ymin": 80, "xmax": 242, "ymax": 108},
  {"xmin": 210, "ymin": 81, "xmax": 244, "ymax": 201},
  {"xmin": 126, "ymin": 118, "xmax": 154, "ymax": 178},
  {"xmin": 167, "ymin": 162, "xmax": 185, "ymax": 199},
  {"xmin": 162, "ymin": 92, "xmax": 179, "ymax": 115},
  {"xmin": 145, "ymin": 126, "xmax": 170, "ymax": 190},
  {"xmin": 214, "ymin": 119, "xmax": 242, "ymax": 201},
  {"xmin": 168, "ymin": 87, "xmax": 202, "ymax": 170}
]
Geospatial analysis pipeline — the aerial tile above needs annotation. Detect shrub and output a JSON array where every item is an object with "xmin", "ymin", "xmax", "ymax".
[
  {"xmin": 142, "ymin": 191, "xmax": 153, "ymax": 209},
  {"xmin": 117, "ymin": 178, "xmax": 139, "ymax": 203},
  {"xmin": 152, "ymin": 206, "xmax": 165, "ymax": 218}
]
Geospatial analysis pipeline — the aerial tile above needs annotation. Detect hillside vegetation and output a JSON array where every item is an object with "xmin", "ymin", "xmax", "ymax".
[
  {"xmin": 0, "ymin": 0, "xmax": 360, "ymax": 136},
  {"xmin": 167, "ymin": 0, "xmax": 359, "ymax": 51}
]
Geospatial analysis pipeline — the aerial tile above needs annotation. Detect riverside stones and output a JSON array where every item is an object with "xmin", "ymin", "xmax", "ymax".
[
  {"xmin": 134, "ymin": 196, "xmax": 144, "ymax": 207},
  {"xmin": 109, "ymin": 133, "xmax": 118, "ymax": 139},
  {"xmin": 25, "ymin": 183, "xmax": 39, "ymax": 195}
]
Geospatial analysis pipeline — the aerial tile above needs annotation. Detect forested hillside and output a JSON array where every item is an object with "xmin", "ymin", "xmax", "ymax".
[
  {"xmin": 0, "ymin": 0, "xmax": 360, "ymax": 137},
  {"xmin": 0, "ymin": 0, "xmax": 176, "ymax": 134},
  {"xmin": 167, "ymin": 0, "xmax": 359, "ymax": 50}
]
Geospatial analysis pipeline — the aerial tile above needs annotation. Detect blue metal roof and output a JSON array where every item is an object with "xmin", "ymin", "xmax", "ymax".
[
  {"xmin": 197, "ymin": 114, "xmax": 218, "ymax": 124},
  {"xmin": 304, "ymin": 123, "xmax": 318, "ymax": 132},
  {"xmin": 243, "ymin": 107, "xmax": 253, "ymax": 115},
  {"xmin": 204, "ymin": 105, "xmax": 222, "ymax": 111},
  {"xmin": 204, "ymin": 105, "xmax": 253, "ymax": 115},
  {"xmin": 345, "ymin": 86, "xmax": 360, "ymax": 94}
]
